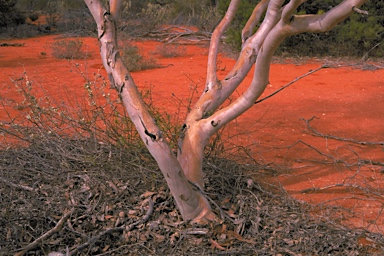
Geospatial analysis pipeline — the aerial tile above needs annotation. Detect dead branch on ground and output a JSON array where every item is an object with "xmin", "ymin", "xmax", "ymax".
[
  {"xmin": 303, "ymin": 116, "xmax": 384, "ymax": 146},
  {"xmin": 137, "ymin": 26, "xmax": 212, "ymax": 44},
  {"xmin": 14, "ymin": 209, "xmax": 74, "ymax": 256}
]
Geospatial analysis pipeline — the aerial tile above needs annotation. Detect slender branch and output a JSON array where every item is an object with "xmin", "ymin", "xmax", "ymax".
[
  {"xmin": 288, "ymin": 0, "xmax": 368, "ymax": 34},
  {"xmin": 352, "ymin": 6, "xmax": 369, "ymax": 15},
  {"xmin": 15, "ymin": 209, "xmax": 74, "ymax": 256},
  {"xmin": 255, "ymin": 65, "xmax": 327, "ymax": 104},
  {"xmin": 241, "ymin": 0, "xmax": 270, "ymax": 44},
  {"xmin": 206, "ymin": 0, "xmax": 240, "ymax": 90},
  {"xmin": 301, "ymin": 184, "xmax": 384, "ymax": 200}
]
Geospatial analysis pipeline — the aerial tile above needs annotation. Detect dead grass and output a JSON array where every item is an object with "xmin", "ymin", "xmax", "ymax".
[
  {"xmin": 51, "ymin": 38, "xmax": 90, "ymax": 59},
  {"xmin": 120, "ymin": 42, "xmax": 161, "ymax": 71},
  {"xmin": 152, "ymin": 43, "xmax": 187, "ymax": 58},
  {"xmin": 1, "ymin": 138, "xmax": 383, "ymax": 255}
]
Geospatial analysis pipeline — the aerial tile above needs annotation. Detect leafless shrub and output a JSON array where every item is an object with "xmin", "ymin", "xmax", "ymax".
[
  {"xmin": 153, "ymin": 43, "xmax": 187, "ymax": 58},
  {"xmin": 51, "ymin": 39, "xmax": 90, "ymax": 59}
]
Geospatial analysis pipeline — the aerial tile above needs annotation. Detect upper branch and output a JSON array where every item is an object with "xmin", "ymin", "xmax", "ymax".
[
  {"xmin": 286, "ymin": 0, "xmax": 368, "ymax": 34},
  {"xmin": 200, "ymin": 0, "xmax": 368, "ymax": 137},
  {"xmin": 109, "ymin": 0, "xmax": 122, "ymax": 19},
  {"xmin": 241, "ymin": 0, "xmax": 270, "ymax": 44},
  {"xmin": 205, "ymin": 0, "xmax": 240, "ymax": 91}
]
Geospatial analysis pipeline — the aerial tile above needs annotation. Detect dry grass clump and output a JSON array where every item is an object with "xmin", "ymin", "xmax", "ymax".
[
  {"xmin": 153, "ymin": 43, "xmax": 187, "ymax": 58},
  {"xmin": 120, "ymin": 42, "xmax": 161, "ymax": 71},
  {"xmin": 51, "ymin": 38, "xmax": 90, "ymax": 59}
]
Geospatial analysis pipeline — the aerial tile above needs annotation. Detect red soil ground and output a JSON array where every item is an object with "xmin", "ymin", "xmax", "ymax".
[{"xmin": 1, "ymin": 35, "xmax": 383, "ymax": 235}]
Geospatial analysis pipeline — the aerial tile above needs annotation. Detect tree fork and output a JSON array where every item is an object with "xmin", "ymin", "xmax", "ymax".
[{"xmin": 84, "ymin": 0, "xmax": 216, "ymax": 222}]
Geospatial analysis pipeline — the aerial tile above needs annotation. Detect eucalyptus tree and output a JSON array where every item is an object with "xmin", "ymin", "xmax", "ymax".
[{"xmin": 84, "ymin": 0, "xmax": 368, "ymax": 223}]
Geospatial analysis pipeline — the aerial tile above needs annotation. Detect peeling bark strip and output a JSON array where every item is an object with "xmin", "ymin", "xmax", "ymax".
[{"xmin": 85, "ymin": 0, "xmax": 369, "ymax": 223}]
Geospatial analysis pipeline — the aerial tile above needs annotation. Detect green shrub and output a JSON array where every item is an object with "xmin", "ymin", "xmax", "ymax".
[
  {"xmin": 120, "ymin": 3, "xmax": 169, "ymax": 35},
  {"xmin": 51, "ymin": 39, "xmax": 90, "ymax": 59},
  {"xmin": 217, "ymin": 0, "xmax": 259, "ymax": 49}
]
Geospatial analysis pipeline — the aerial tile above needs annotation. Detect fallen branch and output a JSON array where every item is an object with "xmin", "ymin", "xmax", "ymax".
[
  {"xmin": 69, "ymin": 198, "xmax": 154, "ymax": 255},
  {"xmin": 303, "ymin": 116, "xmax": 384, "ymax": 146},
  {"xmin": 137, "ymin": 26, "xmax": 212, "ymax": 44},
  {"xmin": 0, "ymin": 177, "xmax": 35, "ymax": 192},
  {"xmin": 0, "ymin": 43, "xmax": 25, "ymax": 47},
  {"xmin": 301, "ymin": 183, "xmax": 384, "ymax": 200},
  {"xmin": 14, "ymin": 209, "xmax": 74, "ymax": 256}
]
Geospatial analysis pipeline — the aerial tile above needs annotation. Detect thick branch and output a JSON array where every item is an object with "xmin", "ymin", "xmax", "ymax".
[
  {"xmin": 288, "ymin": 0, "xmax": 368, "ymax": 34},
  {"xmin": 206, "ymin": 0, "xmax": 240, "ymax": 90},
  {"xmin": 109, "ymin": 0, "xmax": 121, "ymax": 19},
  {"xmin": 201, "ymin": 0, "xmax": 368, "ymax": 137},
  {"xmin": 84, "ymin": 0, "xmax": 215, "ymax": 222}
]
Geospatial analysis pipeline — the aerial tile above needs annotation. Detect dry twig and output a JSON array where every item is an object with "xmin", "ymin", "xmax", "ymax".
[
  {"xmin": 69, "ymin": 198, "xmax": 154, "ymax": 255},
  {"xmin": 14, "ymin": 209, "xmax": 74, "ymax": 256}
]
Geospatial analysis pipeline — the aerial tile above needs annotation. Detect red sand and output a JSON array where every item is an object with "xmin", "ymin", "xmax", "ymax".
[{"xmin": 1, "ymin": 35, "xmax": 383, "ymax": 233}]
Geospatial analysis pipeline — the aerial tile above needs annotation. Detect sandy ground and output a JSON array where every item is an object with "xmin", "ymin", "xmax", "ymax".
[{"xmin": 1, "ymin": 35, "xmax": 383, "ymax": 233}]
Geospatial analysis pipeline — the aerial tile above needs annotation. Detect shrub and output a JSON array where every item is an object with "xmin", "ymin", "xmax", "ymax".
[
  {"xmin": 28, "ymin": 12, "xmax": 39, "ymax": 22},
  {"xmin": 152, "ymin": 43, "xmax": 187, "ymax": 58},
  {"xmin": 0, "ymin": 0, "xmax": 25, "ymax": 27},
  {"xmin": 120, "ymin": 3, "xmax": 169, "ymax": 35},
  {"xmin": 51, "ymin": 39, "xmax": 90, "ymax": 59},
  {"xmin": 120, "ymin": 42, "xmax": 160, "ymax": 71},
  {"xmin": 0, "ymin": 23, "xmax": 40, "ymax": 38},
  {"xmin": 169, "ymin": 0, "xmax": 221, "ymax": 31}
]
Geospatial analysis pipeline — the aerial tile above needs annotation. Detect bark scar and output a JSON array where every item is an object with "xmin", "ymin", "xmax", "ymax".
[
  {"xmin": 211, "ymin": 120, "xmax": 220, "ymax": 127},
  {"xmin": 139, "ymin": 116, "xmax": 160, "ymax": 142}
]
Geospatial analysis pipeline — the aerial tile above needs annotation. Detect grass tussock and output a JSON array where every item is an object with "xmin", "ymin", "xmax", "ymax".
[
  {"xmin": 51, "ymin": 38, "xmax": 91, "ymax": 59},
  {"xmin": 120, "ymin": 42, "xmax": 161, "ymax": 71},
  {"xmin": 153, "ymin": 43, "xmax": 187, "ymax": 58}
]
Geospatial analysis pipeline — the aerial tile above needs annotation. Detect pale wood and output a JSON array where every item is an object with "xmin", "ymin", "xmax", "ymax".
[{"xmin": 241, "ymin": 0, "xmax": 270, "ymax": 44}]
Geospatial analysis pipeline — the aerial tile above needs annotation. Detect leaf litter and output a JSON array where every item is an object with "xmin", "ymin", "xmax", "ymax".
[{"xmin": 0, "ymin": 137, "xmax": 383, "ymax": 255}]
